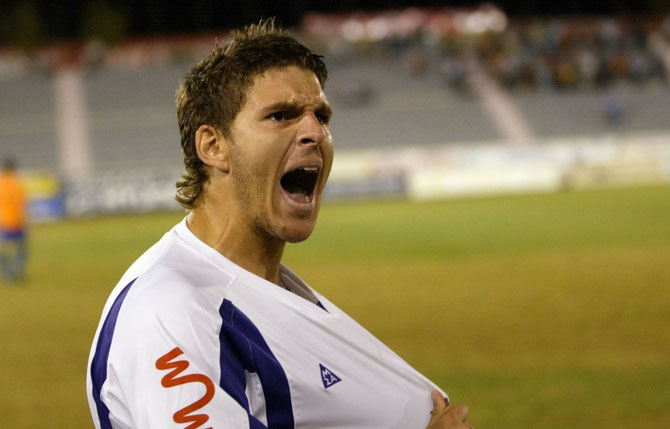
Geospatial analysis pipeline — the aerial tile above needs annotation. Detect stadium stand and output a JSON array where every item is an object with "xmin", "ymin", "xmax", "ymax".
[
  {"xmin": 0, "ymin": 7, "xmax": 669, "ymax": 216},
  {"xmin": 0, "ymin": 75, "xmax": 59, "ymax": 170}
]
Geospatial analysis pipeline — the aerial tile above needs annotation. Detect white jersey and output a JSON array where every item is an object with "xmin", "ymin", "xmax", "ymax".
[{"xmin": 87, "ymin": 218, "xmax": 446, "ymax": 429}]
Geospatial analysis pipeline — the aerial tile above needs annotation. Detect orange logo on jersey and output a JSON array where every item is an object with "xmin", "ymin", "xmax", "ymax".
[{"xmin": 155, "ymin": 347, "xmax": 215, "ymax": 429}]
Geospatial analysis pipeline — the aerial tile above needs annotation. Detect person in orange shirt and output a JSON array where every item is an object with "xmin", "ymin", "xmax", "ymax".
[{"xmin": 0, "ymin": 158, "xmax": 27, "ymax": 283}]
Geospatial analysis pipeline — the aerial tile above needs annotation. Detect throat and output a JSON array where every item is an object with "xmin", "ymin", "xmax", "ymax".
[
  {"xmin": 228, "ymin": 244, "xmax": 284, "ymax": 284},
  {"xmin": 188, "ymin": 209, "xmax": 285, "ymax": 284},
  {"xmin": 233, "ymin": 228, "xmax": 285, "ymax": 284}
]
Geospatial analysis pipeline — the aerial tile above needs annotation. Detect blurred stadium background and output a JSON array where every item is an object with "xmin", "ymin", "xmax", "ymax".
[{"xmin": 1, "ymin": 1, "xmax": 669, "ymax": 427}]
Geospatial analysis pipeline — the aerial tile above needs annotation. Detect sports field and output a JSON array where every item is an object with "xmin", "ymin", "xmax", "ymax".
[{"xmin": 1, "ymin": 184, "xmax": 669, "ymax": 428}]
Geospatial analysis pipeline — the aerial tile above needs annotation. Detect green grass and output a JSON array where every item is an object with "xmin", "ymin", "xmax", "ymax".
[{"xmin": 1, "ymin": 185, "xmax": 669, "ymax": 428}]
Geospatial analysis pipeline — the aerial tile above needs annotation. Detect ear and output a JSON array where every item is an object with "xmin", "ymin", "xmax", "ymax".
[{"xmin": 195, "ymin": 124, "xmax": 230, "ymax": 173}]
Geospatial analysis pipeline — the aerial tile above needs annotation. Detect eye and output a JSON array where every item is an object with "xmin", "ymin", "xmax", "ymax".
[
  {"xmin": 268, "ymin": 111, "xmax": 288, "ymax": 121},
  {"xmin": 315, "ymin": 112, "xmax": 329, "ymax": 125}
]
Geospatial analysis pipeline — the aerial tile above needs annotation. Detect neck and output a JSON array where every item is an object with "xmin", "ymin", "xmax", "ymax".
[{"xmin": 186, "ymin": 204, "xmax": 285, "ymax": 285}]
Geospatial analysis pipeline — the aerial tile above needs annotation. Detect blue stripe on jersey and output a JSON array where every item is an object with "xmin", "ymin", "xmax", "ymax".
[
  {"xmin": 90, "ymin": 278, "xmax": 137, "ymax": 429},
  {"xmin": 219, "ymin": 299, "xmax": 295, "ymax": 429}
]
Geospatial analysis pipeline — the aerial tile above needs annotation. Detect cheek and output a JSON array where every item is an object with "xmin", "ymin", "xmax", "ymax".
[
  {"xmin": 234, "ymin": 135, "xmax": 279, "ymax": 181},
  {"xmin": 321, "ymin": 142, "xmax": 335, "ymax": 181}
]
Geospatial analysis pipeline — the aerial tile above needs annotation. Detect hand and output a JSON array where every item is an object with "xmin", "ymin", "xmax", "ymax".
[{"xmin": 426, "ymin": 390, "xmax": 473, "ymax": 429}]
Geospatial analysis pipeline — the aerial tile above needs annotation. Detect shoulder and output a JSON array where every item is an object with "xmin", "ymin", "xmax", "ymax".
[
  {"xmin": 105, "ymin": 229, "xmax": 236, "ymax": 350},
  {"xmin": 118, "ymin": 224, "xmax": 233, "ymax": 301},
  {"xmin": 99, "ymin": 263, "xmax": 234, "ymax": 383},
  {"xmin": 117, "ymin": 261, "xmax": 234, "ymax": 333}
]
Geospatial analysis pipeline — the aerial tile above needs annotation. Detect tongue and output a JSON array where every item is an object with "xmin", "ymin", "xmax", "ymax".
[{"xmin": 283, "ymin": 185, "xmax": 310, "ymax": 203}]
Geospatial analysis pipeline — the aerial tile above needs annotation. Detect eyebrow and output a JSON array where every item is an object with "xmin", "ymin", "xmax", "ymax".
[{"xmin": 262, "ymin": 101, "xmax": 333, "ymax": 120}]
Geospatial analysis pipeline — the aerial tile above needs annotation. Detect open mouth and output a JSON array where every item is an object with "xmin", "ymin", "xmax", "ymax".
[{"xmin": 280, "ymin": 167, "xmax": 319, "ymax": 204}]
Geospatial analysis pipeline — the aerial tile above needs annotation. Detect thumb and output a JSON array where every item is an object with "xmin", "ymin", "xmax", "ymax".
[{"xmin": 430, "ymin": 390, "xmax": 448, "ymax": 415}]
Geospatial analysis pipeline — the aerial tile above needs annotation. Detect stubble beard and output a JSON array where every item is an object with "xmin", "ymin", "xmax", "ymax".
[
  {"xmin": 228, "ymin": 154, "xmax": 274, "ymax": 243},
  {"xmin": 229, "ymin": 142, "xmax": 316, "ymax": 245}
]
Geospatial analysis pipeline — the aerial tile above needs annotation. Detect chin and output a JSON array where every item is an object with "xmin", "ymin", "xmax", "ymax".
[
  {"xmin": 279, "ymin": 222, "xmax": 316, "ymax": 244},
  {"xmin": 282, "ymin": 229, "xmax": 314, "ymax": 244}
]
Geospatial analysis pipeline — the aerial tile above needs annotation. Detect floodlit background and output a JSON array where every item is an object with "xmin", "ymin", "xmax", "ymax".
[{"xmin": 1, "ymin": 1, "xmax": 669, "ymax": 427}]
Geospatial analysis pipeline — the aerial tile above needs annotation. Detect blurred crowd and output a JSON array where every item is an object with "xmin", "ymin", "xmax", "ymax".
[
  {"xmin": 443, "ymin": 18, "xmax": 670, "ymax": 92},
  {"xmin": 303, "ymin": 9, "xmax": 670, "ymax": 94}
]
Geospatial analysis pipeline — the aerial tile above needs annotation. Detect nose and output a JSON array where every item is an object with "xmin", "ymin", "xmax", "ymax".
[{"xmin": 297, "ymin": 112, "xmax": 328, "ymax": 146}]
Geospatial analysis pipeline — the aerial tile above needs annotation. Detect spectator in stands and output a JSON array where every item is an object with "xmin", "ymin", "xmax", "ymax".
[
  {"xmin": 0, "ymin": 158, "xmax": 28, "ymax": 284},
  {"xmin": 440, "ymin": 54, "xmax": 468, "ymax": 93},
  {"xmin": 602, "ymin": 89, "xmax": 625, "ymax": 125}
]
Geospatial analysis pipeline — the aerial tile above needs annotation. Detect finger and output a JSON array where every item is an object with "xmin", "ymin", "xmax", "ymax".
[
  {"xmin": 430, "ymin": 390, "xmax": 447, "ymax": 415},
  {"xmin": 446, "ymin": 403, "xmax": 469, "ymax": 423}
]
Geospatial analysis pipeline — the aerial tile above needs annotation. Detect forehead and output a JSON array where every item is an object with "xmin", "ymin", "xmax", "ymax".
[{"xmin": 243, "ymin": 66, "xmax": 328, "ymax": 109}]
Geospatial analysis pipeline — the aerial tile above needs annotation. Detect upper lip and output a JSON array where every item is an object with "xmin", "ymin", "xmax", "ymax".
[{"xmin": 282, "ymin": 158, "xmax": 323, "ymax": 176}]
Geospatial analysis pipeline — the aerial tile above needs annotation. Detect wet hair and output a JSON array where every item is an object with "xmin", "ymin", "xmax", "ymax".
[{"xmin": 175, "ymin": 18, "xmax": 328, "ymax": 209}]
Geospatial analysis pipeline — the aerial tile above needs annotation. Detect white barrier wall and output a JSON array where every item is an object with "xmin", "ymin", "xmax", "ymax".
[
  {"xmin": 29, "ymin": 132, "xmax": 670, "ymax": 219},
  {"xmin": 333, "ymin": 132, "xmax": 670, "ymax": 201}
]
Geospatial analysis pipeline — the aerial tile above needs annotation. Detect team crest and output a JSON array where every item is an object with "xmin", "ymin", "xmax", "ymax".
[{"xmin": 319, "ymin": 363, "xmax": 342, "ymax": 389}]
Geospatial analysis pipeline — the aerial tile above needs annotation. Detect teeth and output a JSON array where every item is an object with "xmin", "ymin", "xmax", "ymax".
[
  {"xmin": 304, "ymin": 192, "xmax": 311, "ymax": 203},
  {"xmin": 302, "ymin": 167, "xmax": 318, "ymax": 172}
]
